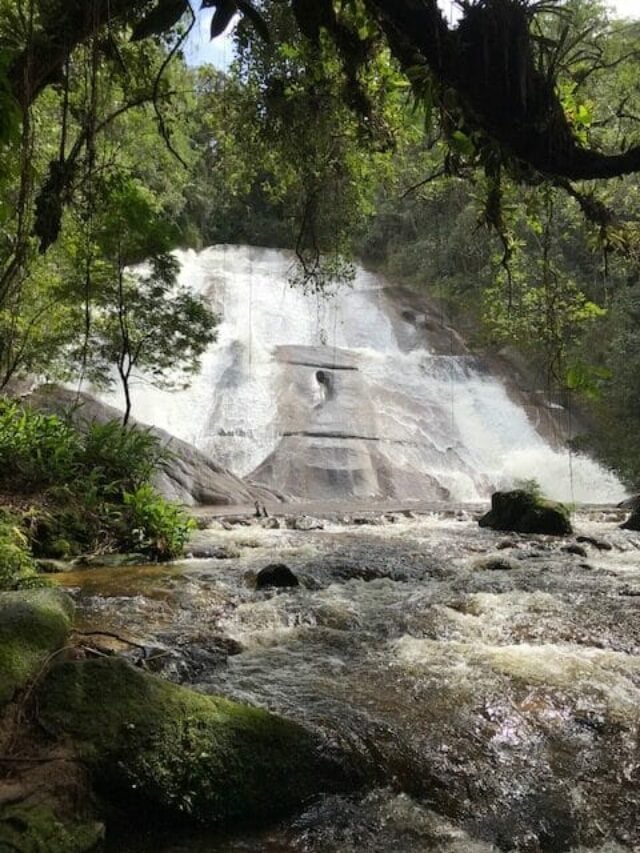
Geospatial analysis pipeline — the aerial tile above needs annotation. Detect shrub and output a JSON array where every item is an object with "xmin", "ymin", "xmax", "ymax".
[
  {"xmin": 80, "ymin": 421, "xmax": 167, "ymax": 496},
  {"xmin": 0, "ymin": 401, "xmax": 80, "ymax": 492},
  {"xmin": 122, "ymin": 485, "xmax": 195, "ymax": 560},
  {"xmin": 0, "ymin": 399, "xmax": 193, "ymax": 563}
]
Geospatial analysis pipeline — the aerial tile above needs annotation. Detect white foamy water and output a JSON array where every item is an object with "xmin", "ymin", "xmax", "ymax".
[{"xmin": 96, "ymin": 245, "xmax": 625, "ymax": 504}]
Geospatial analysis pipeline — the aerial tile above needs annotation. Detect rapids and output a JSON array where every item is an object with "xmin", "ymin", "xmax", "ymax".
[
  {"xmin": 96, "ymin": 245, "xmax": 624, "ymax": 505},
  {"xmin": 60, "ymin": 508, "xmax": 640, "ymax": 852}
]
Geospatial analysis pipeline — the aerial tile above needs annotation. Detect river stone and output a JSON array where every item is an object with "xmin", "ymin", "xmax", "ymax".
[
  {"xmin": 0, "ymin": 589, "xmax": 73, "ymax": 708},
  {"xmin": 478, "ymin": 490, "xmax": 572, "ymax": 536},
  {"xmin": 36, "ymin": 658, "xmax": 350, "ymax": 826},
  {"xmin": 563, "ymin": 544, "xmax": 589, "ymax": 558},
  {"xmin": 255, "ymin": 564, "xmax": 300, "ymax": 589}
]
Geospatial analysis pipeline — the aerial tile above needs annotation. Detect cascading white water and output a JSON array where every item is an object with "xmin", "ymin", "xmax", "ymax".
[{"xmin": 98, "ymin": 245, "xmax": 625, "ymax": 504}]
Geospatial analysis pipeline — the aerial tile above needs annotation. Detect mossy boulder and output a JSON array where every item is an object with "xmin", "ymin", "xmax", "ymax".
[
  {"xmin": 0, "ymin": 589, "xmax": 73, "ymax": 708},
  {"xmin": 0, "ymin": 804, "xmax": 103, "ymax": 853},
  {"xmin": 478, "ymin": 490, "xmax": 572, "ymax": 536},
  {"xmin": 36, "ymin": 657, "xmax": 351, "ymax": 826}
]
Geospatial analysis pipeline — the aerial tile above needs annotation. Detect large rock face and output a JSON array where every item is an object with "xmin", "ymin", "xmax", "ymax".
[
  {"xmin": 90, "ymin": 246, "xmax": 624, "ymax": 505},
  {"xmin": 22, "ymin": 385, "xmax": 282, "ymax": 507}
]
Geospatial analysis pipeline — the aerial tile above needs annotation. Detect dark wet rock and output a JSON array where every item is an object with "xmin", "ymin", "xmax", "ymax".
[
  {"xmin": 145, "ymin": 636, "xmax": 243, "ymax": 681},
  {"xmin": 287, "ymin": 516, "xmax": 325, "ymax": 531},
  {"xmin": 576, "ymin": 535, "xmax": 613, "ymax": 551},
  {"xmin": 496, "ymin": 539, "xmax": 517, "ymax": 550},
  {"xmin": 620, "ymin": 508, "xmax": 640, "ymax": 531},
  {"xmin": 36, "ymin": 658, "xmax": 351, "ymax": 826},
  {"xmin": 255, "ymin": 564, "xmax": 300, "ymax": 589},
  {"xmin": 221, "ymin": 516, "xmax": 253, "ymax": 527},
  {"xmin": 351, "ymin": 516, "xmax": 384, "ymax": 526},
  {"xmin": 0, "ymin": 589, "xmax": 73, "ymax": 708},
  {"xmin": 563, "ymin": 544, "xmax": 588, "ymax": 558},
  {"xmin": 479, "ymin": 490, "xmax": 572, "ymax": 536},
  {"xmin": 472, "ymin": 555, "xmax": 519, "ymax": 571},
  {"xmin": 187, "ymin": 544, "xmax": 240, "ymax": 560},
  {"xmin": 261, "ymin": 517, "xmax": 281, "ymax": 529}
]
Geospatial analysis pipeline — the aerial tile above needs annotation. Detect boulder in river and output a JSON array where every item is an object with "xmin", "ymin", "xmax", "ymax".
[
  {"xmin": 478, "ymin": 490, "xmax": 572, "ymax": 536},
  {"xmin": 36, "ymin": 657, "xmax": 350, "ymax": 826},
  {"xmin": 255, "ymin": 564, "xmax": 300, "ymax": 589},
  {"xmin": 0, "ymin": 589, "xmax": 72, "ymax": 708}
]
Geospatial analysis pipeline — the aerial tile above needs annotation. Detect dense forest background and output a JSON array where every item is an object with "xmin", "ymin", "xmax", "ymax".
[{"xmin": 1, "ymin": 0, "xmax": 640, "ymax": 486}]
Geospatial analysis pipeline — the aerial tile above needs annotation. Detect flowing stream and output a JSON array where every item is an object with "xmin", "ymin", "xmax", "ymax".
[{"xmin": 60, "ymin": 509, "xmax": 640, "ymax": 852}]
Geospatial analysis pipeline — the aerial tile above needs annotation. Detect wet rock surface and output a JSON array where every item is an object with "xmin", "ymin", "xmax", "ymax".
[
  {"xmin": 255, "ymin": 564, "xmax": 300, "ymax": 589},
  {"xmin": 479, "ymin": 490, "xmax": 573, "ymax": 536},
  {"xmin": 57, "ymin": 510, "xmax": 640, "ymax": 852}
]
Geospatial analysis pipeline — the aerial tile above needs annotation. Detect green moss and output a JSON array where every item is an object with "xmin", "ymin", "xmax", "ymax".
[
  {"xmin": 478, "ymin": 490, "xmax": 572, "ymax": 536},
  {"xmin": 37, "ymin": 658, "xmax": 349, "ymax": 826},
  {"xmin": 0, "ymin": 589, "xmax": 73, "ymax": 708},
  {"xmin": 0, "ymin": 804, "xmax": 103, "ymax": 853}
]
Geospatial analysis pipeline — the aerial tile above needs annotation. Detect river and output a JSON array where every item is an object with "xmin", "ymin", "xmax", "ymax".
[{"xmin": 58, "ymin": 506, "xmax": 640, "ymax": 852}]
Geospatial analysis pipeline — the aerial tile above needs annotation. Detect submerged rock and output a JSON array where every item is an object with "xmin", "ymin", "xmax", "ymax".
[
  {"xmin": 0, "ymin": 589, "xmax": 72, "ymax": 708},
  {"xmin": 255, "ymin": 563, "xmax": 300, "ymax": 589},
  {"xmin": 472, "ymin": 555, "xmax": 519, "ymax": 571},
  {"xmin": 478, "ymin": 490, "xmax": 572, "ymax": 536},
  {"xmin": 36, "ymin": 658, "xmax": 350, "ymax": 826},
  {"xmin": 287, "ymin": 516, "xmax": 325, "ymax": 531},
  {"xmin": 576, "ymin": 535, "xmax": 614, "ymax": 551}
]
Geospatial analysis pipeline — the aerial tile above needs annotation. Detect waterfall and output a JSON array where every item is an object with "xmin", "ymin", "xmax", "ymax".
[{"xmin": 98, "ymin": 245, "xmax": 625, "ymax": 504}]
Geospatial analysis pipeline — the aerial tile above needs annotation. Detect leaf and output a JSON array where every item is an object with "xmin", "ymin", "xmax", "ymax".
[
  {"xmin": 449, "ymin": 130, "xmax": 475, "ymax": 157},
  {"xmin": 236, "ymin": 0, "xmax": 270, "ymax": 42},
  {"xmin": 131, "ymin": 0, "xmax": 188, "ymax": 42},
  {"xmin": 210, "ymin": 0, "xmax": 237, "ymax": 39}
]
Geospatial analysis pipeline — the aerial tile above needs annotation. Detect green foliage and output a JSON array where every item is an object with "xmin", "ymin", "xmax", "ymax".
[
  {"xmin": 122, "ymin": 484, "xmax": 195, "ymax": 560},
  {"xmin": 0, "ymin": 510, "xmax": 45, "ymax": 591},
  {"xmin": 0, "ymin": 400, "xmax": 81, "ymax": 493},
  {"xmin": 0, "ymin": 400, "xmax": 193, "ymax": 561},
  {"xmin": 81, "ymin": 421, "xmax": 167, "ymax": 496}
]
